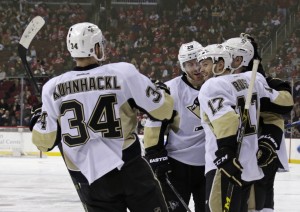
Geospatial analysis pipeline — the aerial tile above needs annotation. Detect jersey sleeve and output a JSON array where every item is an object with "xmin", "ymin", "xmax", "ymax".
[
  {"xmin": 143, "ymin": 109, "xmax": 177, "ymax": 151},
  {"xmin": 199, "ymin": 79, "xmax": 239, "ymax": 149},
  {"xmin": 256, "ymin": 74, "xmax": 290, "ymax": 149},
  {"xmin": 256, "ymin": 74, "xmax": 293, "ymax": 114},
  {"xmin": 143, "ymin": 79, "xmax": 177, "ymax": 151},
  {"xmin": 32, "ymin": 78, "xmax": 61, "ymax": 152},
  {"xmin": 122, "ymin": 63, "xmax": 174, "ymax": 121}
]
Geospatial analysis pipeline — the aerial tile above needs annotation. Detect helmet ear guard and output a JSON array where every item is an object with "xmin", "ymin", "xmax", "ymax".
[
  {"xmin": 67, "ymin": 22, "xmax": 105, "ymax": 62},
  {"xmin": 178, "ymin": 41, "xmax": 203, "ymax": 73}
]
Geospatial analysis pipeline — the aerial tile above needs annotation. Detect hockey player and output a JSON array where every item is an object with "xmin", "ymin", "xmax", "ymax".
[
  {"xmin": 198, "ymin": 44, "xmax": 220, "ymax": 81},
  {"xmin": 223, "ymin": 34, "xmax": 293, "ymax": 212},
  {"xmin": 144, "ymin": 41, "xmax": 206, "ymax": 212},
  {"xmin": 197, "ymin": 44, "xmax": 293, "ymax": 212},
  {"xmin": 30, "ymin": 22, "xmax": 174, "ymax": 212}
]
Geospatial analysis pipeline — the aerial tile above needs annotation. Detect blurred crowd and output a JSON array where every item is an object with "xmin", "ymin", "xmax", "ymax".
[{"xmin": 0, "ymin": 0, "xmax": 300, "ymax": 137}]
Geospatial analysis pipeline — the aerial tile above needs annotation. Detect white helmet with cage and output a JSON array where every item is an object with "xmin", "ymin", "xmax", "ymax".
[
  {"xmin": 67, "ymin": 22, "xmax": 105, "ymax": 61},
  {"xmin": 222, "ymin": 37, "xmax": 254, "ymax": 70},
  {"xmin": 178, "ymin": 41, "xmax": 203, "ymax": 72},
  {"xmin": 197, "ymin": 44, "xmax": 233, "ymax": 76}
]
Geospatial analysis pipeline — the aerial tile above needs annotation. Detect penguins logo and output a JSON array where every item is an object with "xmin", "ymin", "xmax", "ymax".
[
  {"xmin": 187, "ymin": 97, "xmax": 203, "ymax": 131},
  {"xmin": 187, "ymin": 97, "xmax": 201, "ymax": 119}
]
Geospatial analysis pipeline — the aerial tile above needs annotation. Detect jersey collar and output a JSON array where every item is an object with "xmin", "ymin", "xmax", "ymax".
[
  {"xmin": 181, "ymin": 74, "xmax": 201, "ymax": 91},
  {"xmin": 73, "ymin": 63, "xmax": 100, "ymax": 71}
]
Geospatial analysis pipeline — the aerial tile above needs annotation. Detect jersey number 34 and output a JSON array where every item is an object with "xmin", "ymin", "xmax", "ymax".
[{"xmin": 61, "ymin": 94, "xmax": 122, "ymax": 147}]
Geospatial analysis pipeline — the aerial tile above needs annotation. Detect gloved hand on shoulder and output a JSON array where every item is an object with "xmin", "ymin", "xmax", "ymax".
[{"xmin": 151, "ymin": 79, "xmax": 170, "ymax": 95}]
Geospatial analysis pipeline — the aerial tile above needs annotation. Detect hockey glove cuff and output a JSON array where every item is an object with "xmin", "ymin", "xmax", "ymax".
[
  {"xmin": 257, "ymin": 135, "xmax": 278, "ymax": 168},
  {"xmin": 214, "ymin": 147, "xmax": 243, "ymax": 187},
  {"xmin": 145, "ymin": 149, "xmax": 172, "ymax": 180},
  {"xmin": 29, "ymin": 103, "xmax": 42, "ymax": 131}
]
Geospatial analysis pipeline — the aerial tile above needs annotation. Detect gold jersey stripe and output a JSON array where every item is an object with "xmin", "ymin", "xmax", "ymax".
[
  {"xmin": 211, "ymin": 111, "xmax": 239, "ymax": 139},
  {"xmin": 32, "ymin": 130, "xmax": 57, "ymax": 152},
  {"xmin": 273, "ymin": 91, "xmax": 294, "ymax": 107},
  {"xmin": 144, "ymin": 126, "xmax": 162, "ymax": 148},
  {"xmin": 148, "ymin": 94, "xmax": 174, "ymax": 120},
  {"xmin": 260, "ymin": 112, "xmax": 284, "ymax": 130}
]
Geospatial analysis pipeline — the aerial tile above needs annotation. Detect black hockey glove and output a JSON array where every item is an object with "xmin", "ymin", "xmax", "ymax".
[
  {"xmin": 240, "ymin": 33, "xmax": 262, "ymax": 60},
  {"xmin": 29, "ymin": 103, "xmax": 42, "ymax": 131},
  {"xmin": 214, "ymin": 147, "xmax": 243, "ymax": 187},
  {"xmin": 257, "ymin": 135, "xmax": 278, "ymax": 168},
  {"xmin": 145, "ymin": 149, "xmax": 172, "ymax": 180},
  {"xmin": 266, "ymin": 77, "xmax": 292, "ymax": 93},
  {"xmin": 151, "ymin": 79, "xmax": 170, "ymax": 95}
]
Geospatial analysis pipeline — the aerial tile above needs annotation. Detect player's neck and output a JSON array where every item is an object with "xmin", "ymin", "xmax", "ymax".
[
  {"xmin": 224, "ymin": 70, "xmax": 231, "ymax": 75},
  {"xmin": 75, "ymin": 57, "xmax": 99, "ymax": 67},
  {"xmin": 186, "ymin": 74, "xmax": 203, "ymax": 89},
  {"xmin": 232, "ymin": 67, "xmax": 243, "ymax": 74}
]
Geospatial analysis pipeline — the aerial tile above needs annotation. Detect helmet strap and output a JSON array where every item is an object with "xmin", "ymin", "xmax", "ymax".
[
  {"xmin": 212, "ymin": 61, "xmax": 226, "ymax": 76},
  {"xmin": 94, "ymin": 43, "xmax": 105, "ymax": 62}
]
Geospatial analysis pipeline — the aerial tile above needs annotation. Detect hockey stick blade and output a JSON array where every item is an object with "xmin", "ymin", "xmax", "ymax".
[
  {"xmin": 223, "ymin": 59, "xmax": 260, "ymax": 212},
  {"xmin": 19, "ymin": 16, "xmax": 45, "ymax": 49},
  {"xmin": 18, "ymin": 16, "xmax": 45, "ymax": 95},
  {"xmin": 165, "ymin": 173, "xmax": 192, "ymax": 212}
]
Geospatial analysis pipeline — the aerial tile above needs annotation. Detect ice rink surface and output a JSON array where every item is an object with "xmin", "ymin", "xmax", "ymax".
[{"xmin": 0, "ymin": 157, "xmax": 299, "ymax": 212}]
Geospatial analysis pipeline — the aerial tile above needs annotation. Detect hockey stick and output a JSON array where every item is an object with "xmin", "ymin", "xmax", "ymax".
[
  {"xmin": 285, "ymin": 120, "xmax": 300, "ymax": 129},
  {"xmin": 18, "ymin": 16, "xmax": 45, "ymax": 96},
  {"xmin": 18, "ymin": 16, "xmax": 45, "ymax": 158},
  {"xmin": 223, "ymin": 59, "xmax": 260, "ymax": 212},
  {"xmin": 18, "ymin": 16, "xmax": 87, "ymax": 211},
  {"xmin": 165, "ymin": 173, "xmax": 192, "ymax": 212}
]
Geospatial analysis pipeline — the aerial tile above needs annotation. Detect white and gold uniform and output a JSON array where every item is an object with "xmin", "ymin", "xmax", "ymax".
[
  {"xmin": 199, "ymin": 71, "xmax": 293, "ymax": 181},
  {"xmin": 32, "ymin": 62, "xmax": 173, "ymax": 184},
  {"xmin": 199, "ymin": 71, "xmax": 293, "ymax": 212},
  {"xmin": 145, "ymin": 75, "xmax": 205, "ymax": 165},
  {"xmin": 144, "ymin": 74, "xmax": 206, "ymax": 212}
]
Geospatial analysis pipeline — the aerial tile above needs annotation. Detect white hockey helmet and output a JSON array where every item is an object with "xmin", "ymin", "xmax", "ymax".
[
  {"xmin": 67, "ymin": 22, "xmax": 105, "ymax": 61},
  {"xmin": 197, "ymin": 44, "xmax": 233, "ymax": 76},
  {"xmin": 222, "ymin": 37, "xmax": 254, "ymax": 70},
  {"xmin": 178, "ymin": 41, "xmax": 203, "ymax": 72}
]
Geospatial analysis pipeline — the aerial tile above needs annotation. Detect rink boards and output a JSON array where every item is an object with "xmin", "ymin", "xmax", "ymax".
[{"xmin": 0, "ymin": 127, "xmax": 300, "ymax": 163}]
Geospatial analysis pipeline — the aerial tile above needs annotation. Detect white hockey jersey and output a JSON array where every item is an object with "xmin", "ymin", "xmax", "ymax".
[
  {"xmin": 144, "ymin": 75, "xmax": 206, "ymax": 166},
  {"xmin": 199, "ymin": 72, "xmax": 293, "ymax": 182},
  {"xmin": 32, "ymin": 62, "xmax": 174, "ymax": 184}
]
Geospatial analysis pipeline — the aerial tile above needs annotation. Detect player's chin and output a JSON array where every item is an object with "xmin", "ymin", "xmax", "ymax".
[{"xmin": 193, "ymin": 73, "xmax": 203, "ymax": 81}]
